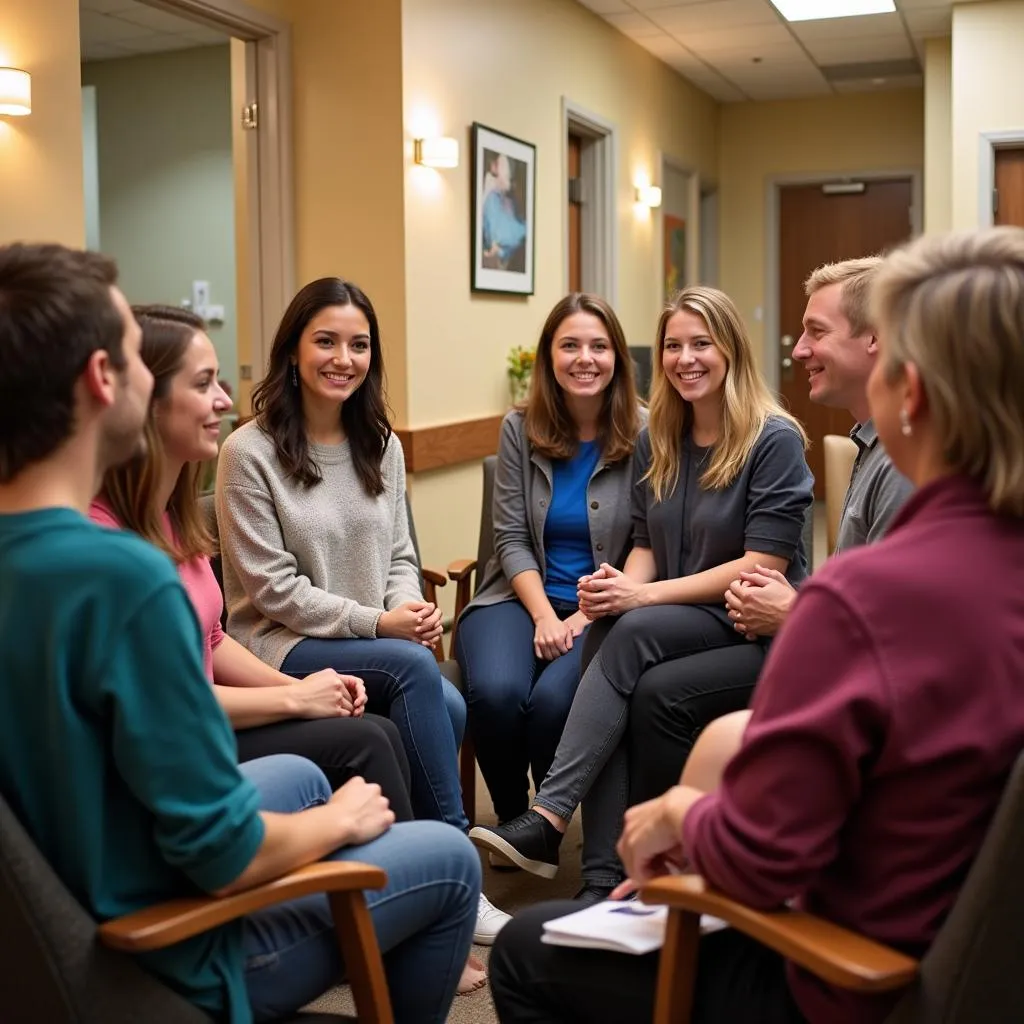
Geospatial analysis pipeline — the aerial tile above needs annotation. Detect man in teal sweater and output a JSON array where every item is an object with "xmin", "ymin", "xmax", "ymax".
[{"xmin": 0, "ymin": 243, "xmax": 479, "ymax": 1024}]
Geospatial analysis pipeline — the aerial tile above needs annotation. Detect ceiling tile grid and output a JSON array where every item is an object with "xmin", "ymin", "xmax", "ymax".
[
  {"xmin": 575, "ymin": 0, "xmax": 958, "ymax": 101},
  {"xmin": 79, "ymin": 0, "xmax": 228, "ymax": 62}
]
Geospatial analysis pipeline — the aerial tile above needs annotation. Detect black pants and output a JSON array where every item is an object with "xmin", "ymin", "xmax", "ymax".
[
  {"xmin": 490, "ymin": 900, "xmax": 806, "ymax": 1024},
  {"xmin": 572, "ymin": 610, "xmax": 763, "ymax": 885},
  {"xmin": 234, "ymin": 714, "xmax": 414, "ymax": 821}
]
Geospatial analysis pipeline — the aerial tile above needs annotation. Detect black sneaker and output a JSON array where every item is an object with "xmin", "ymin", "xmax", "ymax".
[
  {"xmin": 469, "ymin": 810, "xmax": 563, "ymax": 879},
  {"xmin": 573, "ymin": 883, "xmax": 635, "ymax": 907}
]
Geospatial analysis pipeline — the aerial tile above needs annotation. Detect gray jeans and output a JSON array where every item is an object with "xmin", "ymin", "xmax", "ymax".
[{"xmin": 532, "ymin": 604, "xmax": 749, "ymax": 887}]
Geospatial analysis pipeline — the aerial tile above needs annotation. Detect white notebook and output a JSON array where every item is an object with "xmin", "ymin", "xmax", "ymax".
[{"xmin": 541, "ymin": 900, "xmax": 729, "ymax": 955}]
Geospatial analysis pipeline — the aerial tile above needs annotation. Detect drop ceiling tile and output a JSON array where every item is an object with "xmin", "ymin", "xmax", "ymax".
[
  {"xmin": 712, "ymin": 51, "xmax": 819, "ymax": 76},
  {"xmin": 180, "ymin": 26, "xmax": 230, "ymax": 44},
  {"xmin": 639, "ymin": 32, "xmax": 698, "ymax": 59},
  {"xmin": 649, "ymin": 0, "xmax": 781, "ymax": 35},
  {"xmin": 79, "ymin": 0, "xmax": 139, "ymax": 13},
  {"xmin": 903, "ymin": 8, "xmax": 952, "ymax": 36},
  {"xmin": 678, "ymin": 66, "xmax": 749, "ymax": 102},
  {"xmin": 893, "ymin": 0, "xmax": 954, "ymax": 9},
  {"xmin": 602, "ymin": 11, "xmax": 664, "ymax": 38},
  {"xmin": 628, "ymin": 0, "xmax": 717, "ymax": 8},
  {"xmin": 576, "ymin": 0, "xmax": 632, "ymax": 14},
  {"xmin": 79, "ymin": 9, "xmax": 155, "ymax": 42},
  {"xmin": 805, "ymin": 34, "xmax": 915, "ymax": 63},
  {"xmin": 106, "ymin": 4, "xmax": 202, "ymax": 33},
  {"xmin": 670, "ymin": 23, "xmax": 794, "ymax": 53},
  {"xmin": 832, "ymin": 72, "xmax": 923, "ymax": 92},
  {"xmin": 788, "ymin": 11, "xmax": 903, "ymax": 40}
]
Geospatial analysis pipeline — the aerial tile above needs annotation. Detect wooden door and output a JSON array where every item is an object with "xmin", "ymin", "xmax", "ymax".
[
  {"xmin": 568, "ymin": 133, "xmax": 582, "ymax": 292},
  {"xmin": 995, "ymin": 147, "xmax": 1024, "ymax": 228},
  {"xmin": 778, "ymin": 179, "xmax": 913, "ymax": 497}
]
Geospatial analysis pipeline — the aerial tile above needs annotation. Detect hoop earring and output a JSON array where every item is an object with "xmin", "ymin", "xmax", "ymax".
[
  {"xmin": 899, "ymin": 408, "xmax": 912, "ymax": 437},
  {"xmin": 291, "ymin": 364, "xmax": 298, "ymax": 388}
]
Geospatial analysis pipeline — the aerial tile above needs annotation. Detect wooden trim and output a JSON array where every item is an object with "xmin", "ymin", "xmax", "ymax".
[{"xmin": 396, "ymin": 415, "xmax": 504, "ymax": 473}]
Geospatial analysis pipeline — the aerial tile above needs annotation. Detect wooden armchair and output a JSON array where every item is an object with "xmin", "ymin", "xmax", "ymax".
[
  {"xmin": 641, "ymin": 751, "xmax": 1024, "ymax": 1024},
  {"xmin": 0, "ymin": 794, "xmax": 393, "ymax": 1024}
]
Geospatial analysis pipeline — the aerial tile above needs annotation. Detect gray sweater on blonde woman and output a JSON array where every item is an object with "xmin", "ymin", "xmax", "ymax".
[{"xmin": 215, "ymin": 420, "xmax": 423, "ymax": 669}]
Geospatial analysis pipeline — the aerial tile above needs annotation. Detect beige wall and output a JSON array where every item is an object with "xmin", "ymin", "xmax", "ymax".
[
  {"xmin": 0, "ymin": 0, "xmax": 84, "ymax": 246},
  {"xmin": 951, "ymin": 0, "xmax": 1024, "ymax": 229},
  {"xmin": 924, "ymin": 37, "xmax": 953, "ymax": 234},
  {"xmin": 718, "ymin": 89, "xmax": 924, "ymax": 363},
  {"xmin": 400, "ymin": 0, "xmax": 718, "ymax": 607}
]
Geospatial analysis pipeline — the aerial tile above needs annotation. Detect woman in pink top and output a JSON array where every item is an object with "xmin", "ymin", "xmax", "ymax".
[
  {"xmin": 489, "ymin": 229, "xmax": 1024, "ymax": 1024},
  {"xmin": 90, "ymin": 305, "xmax": 415, "ymax": 818}
]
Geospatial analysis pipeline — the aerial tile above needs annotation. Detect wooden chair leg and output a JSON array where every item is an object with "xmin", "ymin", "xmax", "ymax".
[
  {"xmin": 654, "ymin": 909, "xmax": 701, "ymax": 1024},
  {"xmin": 329, "ymin": 890, "xmax": 394, "ymax": 1024},
  {"xmin": 460, "ymin": 732, "xmax": 477, "ymax": 827}
]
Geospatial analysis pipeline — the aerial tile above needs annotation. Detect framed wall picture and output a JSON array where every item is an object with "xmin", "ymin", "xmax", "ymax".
[
  {"xmin": 663, "ymin": 213, "xmax": 687, "ymax": 301},
  {"xmin": 471, "ymin": 122, "xmax": 536, "ymax": 294}
]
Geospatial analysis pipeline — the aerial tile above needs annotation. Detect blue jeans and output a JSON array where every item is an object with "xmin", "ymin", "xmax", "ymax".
[
  {"xmin": 281, "ymin": 638, "xmax": 469, "ymax": 832},
  {"xmin": 238, "ymin": 755, "xmax": 480, "ymax": 1024},
  {"xmin": 456, "ymin": 598, "xmax": 585, "ymax": 822}
]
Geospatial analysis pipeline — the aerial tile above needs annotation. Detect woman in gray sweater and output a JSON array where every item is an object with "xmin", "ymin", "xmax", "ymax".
[
  {"xmin": 455, "ymin": 294, "xmax": 643, "ymax": 833},
  {"xmin": 215, "ymin": 277, "xmax": 509, "ymax": 947}
]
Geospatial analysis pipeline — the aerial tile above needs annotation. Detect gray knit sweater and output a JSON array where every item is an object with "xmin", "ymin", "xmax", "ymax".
[{"xmin": 215, "ymin": 420, "xmax": 422, "ymax": 669}]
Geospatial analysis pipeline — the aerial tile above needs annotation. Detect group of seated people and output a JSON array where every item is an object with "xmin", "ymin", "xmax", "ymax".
[{"xmin": 0, "ymin": 223, "xmax": 1021, "ymax": 1024}]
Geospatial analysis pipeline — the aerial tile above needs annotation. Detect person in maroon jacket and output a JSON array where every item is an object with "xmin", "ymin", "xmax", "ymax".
[{"xmin": 488, "ymin": 226, "xmax": 1024, "ymax": 1024}]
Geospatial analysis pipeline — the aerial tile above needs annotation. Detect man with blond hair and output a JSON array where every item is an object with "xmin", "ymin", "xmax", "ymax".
[{"xmin": 725, "ymin": 256, "xmax": 912, "ymax": 639}]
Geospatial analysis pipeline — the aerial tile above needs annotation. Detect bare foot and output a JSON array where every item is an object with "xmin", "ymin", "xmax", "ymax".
[{"xmin": 457, "ymin": 953, "xmax": 487, "ymax": 995}]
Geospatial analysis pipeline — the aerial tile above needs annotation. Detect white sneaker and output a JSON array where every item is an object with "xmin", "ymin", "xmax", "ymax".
[{"xmin": 474, "ymin": 893, "xmax": 511, "ymax": 945}]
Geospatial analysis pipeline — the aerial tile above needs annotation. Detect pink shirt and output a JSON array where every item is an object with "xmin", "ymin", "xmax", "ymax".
[
  {"xmin": 89, "ymin": 499, "xmax": 225, "ymax": 682},
  {"xmin": 682, "ymin": 475, "xmax": 1024, "ymax": 1024}
]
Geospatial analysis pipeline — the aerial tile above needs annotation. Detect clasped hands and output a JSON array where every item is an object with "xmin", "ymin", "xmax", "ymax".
[
  {"xmin": 576, "ymin": 563, "xmax": 646, "ymax": 621},
  {"xmin": 723, "ymin": 565, "xmax": 795, "ymax": 641},
  {"xmin": 378, "ymin": 600, "xmax": 444, "ymax": 649}
]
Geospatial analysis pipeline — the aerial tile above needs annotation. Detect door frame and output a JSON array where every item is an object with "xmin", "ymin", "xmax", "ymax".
[
  {"xmin": 562, "ymin": 99, "xmax": 617, "ymax": 304},
  {"xmin": 764, "ymin": 169, "xmax": 922, "ymax": 392},
  {"xmin": 979, "ymin": 130, "xmax": 1024, "ymax": 227},
  {"xmin": 140, "ymin": 0, "xmax": 295, "ymax": 394}
]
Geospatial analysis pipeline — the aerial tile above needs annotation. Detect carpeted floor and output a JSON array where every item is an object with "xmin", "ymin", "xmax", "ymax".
[
  {"xmin": 304, "ymin": 775, "xmax": 581, "ymax": 1022},
  {"xmin": 307, "ymin": 504, "xmax": 829, "ymax": 1020}
]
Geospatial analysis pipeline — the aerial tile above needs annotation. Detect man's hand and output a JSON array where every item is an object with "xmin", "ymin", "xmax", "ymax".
[
  {"xmin": 615, "ymin": 785, "xmax": 702, "ymax": 887},
  {"xmin": 330, "ymin": 777, "xmax": 395, "ymax": 846},
  {"xmin": 577, "ymin": 563, "xmax": 647, "ymax": 619},
  {"xmin": 724, "ymin": 566, "xmax": 797, "ymax": 640}
]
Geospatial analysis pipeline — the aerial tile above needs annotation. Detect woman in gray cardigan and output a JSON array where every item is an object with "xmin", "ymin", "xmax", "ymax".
[
  {"xmin": 470, "ymin": 286, "xmax": 814, "ymax": 901},
  {"xmin": 455, "ymin": 294, "xmax": 643, "ymax": 833}
]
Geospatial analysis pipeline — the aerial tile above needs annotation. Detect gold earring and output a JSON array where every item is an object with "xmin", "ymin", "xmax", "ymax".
[{"xmin": 899, "ymin": 408, "xmax": 912, "ymax": 437}]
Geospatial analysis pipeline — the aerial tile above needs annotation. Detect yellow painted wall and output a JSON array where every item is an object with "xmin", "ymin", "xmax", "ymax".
[
  {"xmin": 718, "ymin": 89, "xmax": 924, "ymax": 362},
  {"xmin": 0, "ymin": 0, "xmax": 84, "ymax": 246},
  {"xmin": 924, "ymin": 37, "xmax": 953, "ymax": 234},
  {"xmin": 244, "ymin": 0, "xmax": 411, "ymax": 423},
  {"xmin": 399, "ymin": 0, "xmax": 718, "ymax": 609},
  {"xmin": 951, "ymin": 0, "xmax": 1024, "ymax": 229}
]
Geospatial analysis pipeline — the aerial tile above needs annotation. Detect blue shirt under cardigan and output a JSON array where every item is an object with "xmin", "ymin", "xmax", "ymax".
[{"xmin": 543, "ymin": 439, "xmax": 603, "ymax": 603}]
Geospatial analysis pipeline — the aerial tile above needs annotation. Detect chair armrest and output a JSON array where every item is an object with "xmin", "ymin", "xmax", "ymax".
[
  {"xmin": 641, "ymin": 874, "xmax": 918, "ymax": 993},
  {"xmin": 446, "ymin": 558, "xmax": 477, "ymax": 583},
  {"xmin": 421, "ymin": 566, "xmax": 448, "ymax": 589},
  {"xmin": 98, "ymin": 860, "xmax": 387, "ymax": 953}
]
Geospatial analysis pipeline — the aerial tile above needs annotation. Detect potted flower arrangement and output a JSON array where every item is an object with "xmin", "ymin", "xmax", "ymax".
[{"xmin": 507, "ymin": 344, "xmax": 535, "ymax": 405}]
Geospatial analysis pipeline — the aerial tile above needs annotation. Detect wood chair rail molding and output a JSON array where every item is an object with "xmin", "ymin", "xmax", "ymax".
[{"xmin": 396, "ymin": 415, "xmax": 504, "ymax": 474}]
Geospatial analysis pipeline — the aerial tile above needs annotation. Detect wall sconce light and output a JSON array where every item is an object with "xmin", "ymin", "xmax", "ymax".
[
  {"xmin": 0, "ymin": 67, "xmax": 31, "ymax": 116},
  {"xmin": 414, "ymin": 136, "xmax": 459, "ymax": 169},
  {"xmin": 635, "ymin": 184, "xmax": 663, "ymax": 208}
]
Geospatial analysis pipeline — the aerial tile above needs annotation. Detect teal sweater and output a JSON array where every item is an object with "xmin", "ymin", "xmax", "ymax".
[{"xmin": 0, "ymin": 508, "xmax": 264, "ymax": 1022}]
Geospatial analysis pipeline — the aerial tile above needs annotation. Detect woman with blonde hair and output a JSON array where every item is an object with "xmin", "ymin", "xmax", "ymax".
[
  {"xmin": 455, "ymin": 292, "xmax": 642, "ymax": 830},
  {"xmin": 470, "ymin": 286, "xmax": 813, "ymax": 901},
  {"xmin": 489, "ymin": 225, "xmax": 1024, "ymax": 1024}
]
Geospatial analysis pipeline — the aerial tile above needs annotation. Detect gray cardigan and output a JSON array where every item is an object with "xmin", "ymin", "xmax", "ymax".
[{"xmin": 463, "ymin": 408, "xmax": 642, "ymax": 616}]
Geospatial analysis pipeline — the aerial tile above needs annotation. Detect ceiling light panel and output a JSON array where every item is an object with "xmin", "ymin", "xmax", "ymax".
[{"xmin": 769, "ymin": 1, "xmax": 896, "ymax": 21}]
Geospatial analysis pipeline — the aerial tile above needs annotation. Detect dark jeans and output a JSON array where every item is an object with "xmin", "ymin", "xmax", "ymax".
[
  {"xmin": 456, "ymin": 597, "xmax": 584, "ymax": 822},
  {"xmin": 281, "ymin": 637, "xmax": 469, "ymax": 832},
  {"xmin": 534, "ymin": 606, "xmax": 761, "ymax": 887},
  {"xmin": 490, "ymin": 900, "xmax": 806, "ymax": 1024},
  {"xmin": 235, "ymin": 713, "xmax": 415, "ymax": 821}
]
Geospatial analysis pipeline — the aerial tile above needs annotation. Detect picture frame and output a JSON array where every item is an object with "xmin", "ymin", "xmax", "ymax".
[
  {"xmin": 471, "ymin": 122, "xmax": 536, "ymax": 295},
  {"xmin": 663, "ymin": 213, "xmax": 687, "ymax": 301}
]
